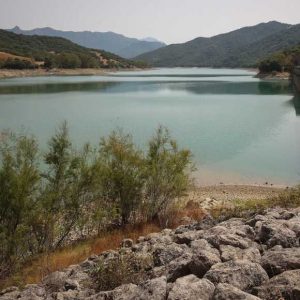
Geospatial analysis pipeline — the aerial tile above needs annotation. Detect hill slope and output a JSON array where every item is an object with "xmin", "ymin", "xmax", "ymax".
[
  {"xmin": 7, "ymin": 26, "xmax": 166, "ymax": 59},
  {"xmin": 135, "ymin": 21, "xmax": 300, "ymax": 67},
  {"xmin": 0, "ymin": 29, "xmax": 142, "ymax": 69}
]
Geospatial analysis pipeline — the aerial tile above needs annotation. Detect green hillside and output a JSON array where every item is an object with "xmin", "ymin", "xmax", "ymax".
[
  {"xmin": 0, "ymin": 29, "xmax": 145, "ymax": 69},
  {"xmin": 258, "ymin": 45, "xmax": 300, "ymax": 73},
  {"xmin": 135, "ymin": 21, "xmax": 300, "ymax": 68}
]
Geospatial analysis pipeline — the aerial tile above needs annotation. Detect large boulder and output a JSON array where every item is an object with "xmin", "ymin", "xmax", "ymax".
[
  {"xmin": 189, "ymin": 239, "xmax": 221, "ymax": 277},
  {"xmin": 204, "ymin": 260, "xmax": 268, "ymax": 292},
  {"xmin": 166, "ymin": 253, "xmax": 193, "ymax": 282},
  {"xmin": 90, "ymin": 277, "xmax": 167, "ymax": 300},
  {"xmin": 168, "ymin": 275, "xmax": 215, "ymax": 300},
  {"xmin": 220, "ymin": 245, "xmax": 261, "ymax": 263},
  {"xmin": 253, "ymin": 269, "xmax": 300, "ymax": 300},
  {"xmin": 152, "ymin": 242, "xmax": 188, "ymax": 266},
  {"xmin": 213, "ymin": 283, "xmax": 262, "ymax": 300},
  {"xmin": 261, "ymin": 247, "xmax": 300, "ymax": 277},
  {"xmin": 42, "ymin": 271, "xmax": 68, "ymax": 293},
  {"xmin": 255, "ymin": 220, "xmax": 299, "ymax": 248}
]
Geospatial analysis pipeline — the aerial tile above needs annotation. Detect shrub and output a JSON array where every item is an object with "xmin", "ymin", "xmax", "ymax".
[
  {"xmin": 143, "ymin": 126, "xmax": 193, "ymax": 222},
  {"xmin": 97, "ymin": 130, "xmax": 145, "ymax": 225},
  {"xmin": 0, "ymin": 133, "xmax": 40, "ymax": 277},
  {"xmin": 92, "ymin": 251, "xmax": 153, "ymax": 291}
]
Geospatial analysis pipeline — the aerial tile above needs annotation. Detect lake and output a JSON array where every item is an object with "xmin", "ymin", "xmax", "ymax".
[{"xmin": 0, "ymin": 68, "xmax": 299, "ymax": 186}]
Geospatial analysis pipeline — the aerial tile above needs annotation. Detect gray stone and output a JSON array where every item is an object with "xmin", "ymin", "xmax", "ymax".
[
  {"xmin": 166, "ymin": 253, "xmax": 193, "ymax": 282},
  {"xmin": 189, "ymin": 239, "xmax": 221, "ymax": 277},
  {"xmin": 254, "ymin": 269, "xmax": 300, "ymax": 300},
  {"xmin": 168, "ymin": 275, "xmax": 215, "ymax": 300},
  {"xmin": 220, "ymin": 245, "xmax": 261, "ymax": 263},
  {"xmin": 256, "ymin": 220, "xmax": 299, "ymax": 248},
  {"xmin": 213, "ymin": 283, "xmax": 262, "ymax": 300},
  {"xmin": 261, "ymin": 247, "xmax": 300, "ymax": 276},
  {"xmin": 43, "ymin": 271, "xmax": 68, "ymax": 293},
  {"xmin": 152, "ymin": 242, "xmax": 187, "ymax": 266},
  {"xmin": 204, "ymin": 260, "xmax": 269, "ymax": 292}
]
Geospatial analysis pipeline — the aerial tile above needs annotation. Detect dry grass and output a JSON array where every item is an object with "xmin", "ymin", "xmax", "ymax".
[
  {"xmin": 0, "ymin": 222, "xmax": 160, "ymax": 289},
  {"xmin": 0, "ymin": 202, "xmax": 207, "ymax": 289}
]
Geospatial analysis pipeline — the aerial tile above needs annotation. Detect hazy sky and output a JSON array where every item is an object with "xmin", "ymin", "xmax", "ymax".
[{"xmin": 1, "ymin": 0, "xmax": 299, "ymax": 44}]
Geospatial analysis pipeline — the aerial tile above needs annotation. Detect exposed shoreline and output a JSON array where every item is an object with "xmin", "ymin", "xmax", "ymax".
[
  {"xmin": 184, "ymin": 184, "xmax": 285, "ymax": 209},
  {"xmin": 255, "ymin": 71, "xmax": 291, "ymax": 80}
]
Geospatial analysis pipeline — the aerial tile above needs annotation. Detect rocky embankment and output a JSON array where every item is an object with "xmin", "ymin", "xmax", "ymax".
[{"xmin": 1, "ymin": 207, "xmax": 300, "ymax": 300}]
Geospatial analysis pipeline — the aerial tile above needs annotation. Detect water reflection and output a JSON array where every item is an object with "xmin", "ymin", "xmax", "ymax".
[
  {"xmin": 0, "ymin": 78, "xmax": 293, "ymax": 96},
  {"xmin": 0, "ymin": 81, "xmax": 119, "ymax": 95}
]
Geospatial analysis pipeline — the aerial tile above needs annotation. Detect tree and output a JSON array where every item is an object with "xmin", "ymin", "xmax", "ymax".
[
  {"xmin": 0, "ymin": 133, "xmax": 40, "ymax": 276},
  {"xmin": 144, "ymin": 126, "xmax": 193, "ymax": 221},
  {"xmin": 98, "ymin": 130, "xmax": 145, "ymax": 225},
  {"xmin": 42, "ymin": 122, "xmax": 96, "ymax": 249}
]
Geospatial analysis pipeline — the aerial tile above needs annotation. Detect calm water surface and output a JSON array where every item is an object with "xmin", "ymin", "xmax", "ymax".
[{"xmin": 0, "ymin": 68, "xmax": 299, "ymax": 185}]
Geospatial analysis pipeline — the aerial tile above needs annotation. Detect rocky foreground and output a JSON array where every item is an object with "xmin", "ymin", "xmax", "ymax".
[{"xmin": 1, "ymin": 207, "xmax": 300, "ymax": 300}]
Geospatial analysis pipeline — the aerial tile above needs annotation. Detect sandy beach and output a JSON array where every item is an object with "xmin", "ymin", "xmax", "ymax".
[{"xmin": 184, "ymin": 184, "xmax": 285, "ymax": 208}]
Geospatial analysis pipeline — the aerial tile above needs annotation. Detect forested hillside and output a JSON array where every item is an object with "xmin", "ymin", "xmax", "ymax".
[
  {"xmin": 135, "ymin": 21, "xmax": 300, "ymax": 68},
  {"xmin": 0, "ymin": 30, "xmax": 145, "ymax": 69}
]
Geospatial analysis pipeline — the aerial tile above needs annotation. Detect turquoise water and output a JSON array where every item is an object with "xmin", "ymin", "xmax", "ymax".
[{"xmin": 0, "ymin": 68, "xmax": 299, "ymax": 185}]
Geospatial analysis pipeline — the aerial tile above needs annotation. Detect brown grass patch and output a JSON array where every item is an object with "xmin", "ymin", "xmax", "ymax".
[
  {"xmin": 0, "ymin": 222, "xmax": 161, "ymax": 289},
  {"xmin": 0, "ymin": 52, "xmax": 33, "ymax": 62},
  {"xmin": 0, "ymin": 201, "xmax": 207, "ymax": 290}
]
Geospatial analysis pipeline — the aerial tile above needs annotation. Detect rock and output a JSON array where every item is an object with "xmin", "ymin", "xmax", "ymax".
[
  {"xmin": 206, "ymin": 233, "xmax": 252, "ymax": 250},
  {"xmin": 0, "ymin": 287, "xmax": 20, "ymax": 300},
  {"xmin": 137, "ymin": 276, "xmax": 167, "ymax": 300},
  {"xmin": 261, "ymin": 247, "xmax": 300, "ymax": 276},
  {"xmin": 152, "ymin": 242, "xmax": 187, "ymax": 266},
  {"xmin": 220, "ymin": 245, "xmax": 261, "ymax": 263},
  {"xmin": 91, "ymin": 277, "xmax": 167, "ymax": 300},
  {"xmin": 120, "ymin": 238, "xmax": 133, "ymax": 248},
  {"xmin": 189, "ymin": 239, "xmax": 221, "ymax": 277},
  {"xmin": 43, "ymin": 271, "xmax": 68, "ymax": 292},
  {"xmin": 166, "ymin": 253, "xmax": 193, "ymax": 282},
  {"xmin": 213, "ymin": 283, "xmax": 262, "ymax": 300},
  {"xmin": 204, "ymin": 260, "xmax": 269, "ymax": 292},
  {"xmin": 253, "ymin": 269, "xmax": 300, "ymax": 300},
  {"xmin": 256, "ymin": 220, "xmax": 299, "ymax": 248},
  {"xmin": 168, "ymin": 275, "xmax": 215, "ymax": 300},
  {"xmin": 174, "ymin": 230, "xmax": 203, "ymax": 245},
  {"xmin": 64, "ymin": 279, "xmax": 80, "ymax": 291}
]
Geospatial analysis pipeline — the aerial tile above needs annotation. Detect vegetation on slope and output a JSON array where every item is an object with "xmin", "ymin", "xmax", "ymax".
[
  {"xmin": 258, "ymin": 45, "xmax": 300, "ymax": 73},
  {"xmin": 135, "ymin": 21, "xmax": 300, "ymax": 68},
  {"xmin": 0, "ymin": 124, "xmax": 193, "ymax": 280},
  {"xmin": 0, "ymin": 30, "xmax": 147, "ymax": 69}
]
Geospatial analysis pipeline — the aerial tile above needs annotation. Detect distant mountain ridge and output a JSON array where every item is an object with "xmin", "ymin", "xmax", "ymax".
[
  {"xmin": 7, "ymin": 26, "xmax": 166, "ymax": 59},
  {"xmin": 135, "ymin": 21, "xmax": 300, "ymax": 67},
  {"xmin": 0, "ymin": 29, "xmax": 144, "ymax": 69}
]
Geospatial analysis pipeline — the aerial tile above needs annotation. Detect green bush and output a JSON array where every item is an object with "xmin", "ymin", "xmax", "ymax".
[{"xmin": 0, "ymin": 124, "xmax": 193, "ymax": 278}]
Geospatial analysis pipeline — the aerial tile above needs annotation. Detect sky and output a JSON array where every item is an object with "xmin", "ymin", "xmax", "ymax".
[{"xmin": 0, "ymin": 0, "xmax": 299, "ymax": 44}]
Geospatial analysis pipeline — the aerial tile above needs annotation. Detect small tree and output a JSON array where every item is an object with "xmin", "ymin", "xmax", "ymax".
[
  {"xmin": 0, "ymin": 133, "xmax": 40, "ymax": 276},
  {"xmin": 42, "ymin": 122, "xmax": 96, "ymax": 249},
  {"xmin": 98, "ymin": 130, "xmax": 145, "ymax": 225},
  {"xmin": 144, "ymin": 126, "xmax": 193, "ymax": 222}
]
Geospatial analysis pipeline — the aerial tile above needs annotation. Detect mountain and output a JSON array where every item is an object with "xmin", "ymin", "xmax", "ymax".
[
  {"xmin": 7, "ymin": 26, "xmax": 166, "ymax": 59},
  {"xmin": 0, "ymin": 29, "xmax": 144, "ymax": 69},
  {"xmin": 135, "ymin": 21, "xmax": 300, "ymax": 67}
]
